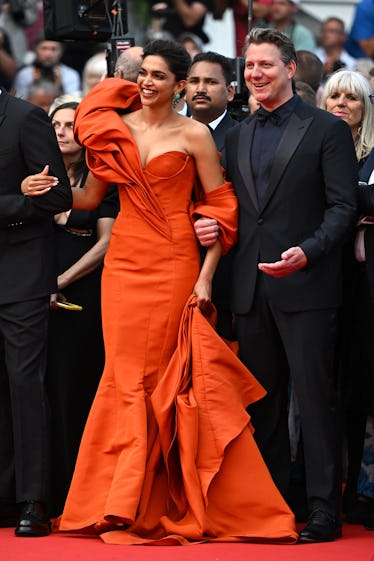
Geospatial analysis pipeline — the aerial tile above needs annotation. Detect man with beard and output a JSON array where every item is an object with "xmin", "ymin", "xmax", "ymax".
[{"xmin": 13, "ymin": 32, "xmax": 80, "ymax": 100}]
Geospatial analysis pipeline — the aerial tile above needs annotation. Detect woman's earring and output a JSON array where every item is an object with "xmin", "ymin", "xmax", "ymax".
[{"xmin": 172, "ymin": 92, "xmax": 181, "ymax": 108}]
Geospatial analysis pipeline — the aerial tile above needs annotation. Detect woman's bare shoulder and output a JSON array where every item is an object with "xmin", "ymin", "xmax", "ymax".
[{"xmin": 180, "ymin": 114, "xmax": 211, "ymax": 139}]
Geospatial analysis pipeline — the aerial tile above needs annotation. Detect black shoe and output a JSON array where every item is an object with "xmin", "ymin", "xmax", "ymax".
[
  {"xmin": 15, "ymin": 501, "xmax": 51, "ymax": 537},
  {"xmin": 345, "ymin": 496, "xmax": 373, "ymax": 524},
  {"xmin": 299, "ymin": 509, "xmax": 342, "ymax": 543}
]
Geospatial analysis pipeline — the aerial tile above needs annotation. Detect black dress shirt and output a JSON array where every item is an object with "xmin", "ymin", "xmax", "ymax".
[{"xmin": 251, "ymin": 95, "xmax": 298, "ymax": 208}]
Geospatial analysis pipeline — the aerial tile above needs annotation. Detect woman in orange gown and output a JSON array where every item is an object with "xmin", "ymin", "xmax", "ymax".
[{"xmin": 23, "ymin": 39, "xmax": 297, "ymax": 545}]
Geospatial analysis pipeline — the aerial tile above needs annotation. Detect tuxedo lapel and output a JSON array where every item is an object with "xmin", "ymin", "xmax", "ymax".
[
  {"xmin": 238, "ymin": 118, "xmax": 260, "ymax": 213},
  {"xmin": 262, "ymin": 111, "xmax": 313, "ymax": 210}
]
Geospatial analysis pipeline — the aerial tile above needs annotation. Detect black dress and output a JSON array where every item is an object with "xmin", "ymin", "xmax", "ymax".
[
  {"xmin": 340, "ymin": 150, "xmax": 374, "ymax": 519},
  {"xmin": 46, "ymin": 180, "xmax": 118, "ymax": 516}
]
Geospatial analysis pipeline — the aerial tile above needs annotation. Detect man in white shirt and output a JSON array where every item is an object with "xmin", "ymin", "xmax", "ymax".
[
  {"xmin": 315, "ymin": 17, "xmax": 356, "ymax": 82},
  {"xmin": 14, "ymin": 34, "xmax": 81, "ymax": 100}
]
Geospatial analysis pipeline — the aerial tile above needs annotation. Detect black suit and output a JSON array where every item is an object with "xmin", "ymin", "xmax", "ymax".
[
  {"xmin": 225, "ymin": 96, "xmax": 357, "ymax": 514},
  {"xmin": 210, "ymin": 111, "xmax": 238, "ymax": 157},
  {"xmin": 209, "ymin": 111, "xmax": 238, "ymax": 339},
  {"xmin": 341, "ymin": 149, "xmax": 374, "ymax": 511},
  {"xmin": 357, "ymin": 149, "xmax": 374, "ymax": 300},
  {"xmin": 0, "ymin": 91, "xmax": 72, "ymax": 505}
]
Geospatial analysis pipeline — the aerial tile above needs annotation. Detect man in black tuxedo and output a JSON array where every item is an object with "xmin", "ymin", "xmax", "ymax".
[
  {"xmin": 186, "ymin": 51, "xmax": 238, "ymax": 339},
  {"xmin": 195, "ymin": 28, "xmax": 358, "ymax": 542},
  {"xmin": 0, "ymin": 89, "xmax": 72, "ymax": 535}
]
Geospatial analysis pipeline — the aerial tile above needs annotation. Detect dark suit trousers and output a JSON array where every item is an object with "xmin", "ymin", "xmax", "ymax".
[
  {"xmin": 0, "ymin": 297, "xmax": 50, "ymax": 503},
  {"xmin": 236, "ymin": 274, "xmax": 341, "ymax": 515}
]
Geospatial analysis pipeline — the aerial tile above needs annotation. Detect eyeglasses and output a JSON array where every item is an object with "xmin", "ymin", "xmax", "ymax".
[{"xmin": 370, "ymin": 94, "xmax": 374, "ymax": 104}]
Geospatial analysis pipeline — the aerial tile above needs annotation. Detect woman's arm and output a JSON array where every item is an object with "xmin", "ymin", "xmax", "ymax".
[
  {"xmin": 72, "ymin": 172, "xmax": 109, "ymax": 210},
  {"xmin": 22, "ymin": 168, "xmax": 109, "ymax": 210},
  {"xmin": 187, "ymin": 120, "xmax": 238, "ymax": 251},
  {"xmin": 188, "ymin": 121, "xmax": 225, "ymax": 193},
  {"xmin": 58, "ymin": 216, "xmax": 115, "ymax": 290},
  {"xmin": 194, "ymin": 239, "xmax": 222, "ymax": 310},
  {"xmin": 187, "ymin": 122, "xmax": 229, "ymax": 307}
]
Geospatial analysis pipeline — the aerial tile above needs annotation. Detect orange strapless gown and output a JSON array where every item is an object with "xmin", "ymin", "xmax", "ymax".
[{"xmin": 59, "ymin": 79, "xmax": 297, "ymax": 545}]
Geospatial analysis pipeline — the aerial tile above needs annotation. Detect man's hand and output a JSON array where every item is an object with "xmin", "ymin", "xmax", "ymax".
[
  {"xmin": 194, "ymin": 217, "xmax": 219, "ymax": 247},
  {"xmin": 258, "ymin": 246, "xmax": 307, "ymax": 278}
]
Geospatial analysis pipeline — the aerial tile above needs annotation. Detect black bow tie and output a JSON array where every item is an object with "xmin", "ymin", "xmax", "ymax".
[{"xmin": 256, "ymin": 108, "xmax": 281, "ymax": 126}]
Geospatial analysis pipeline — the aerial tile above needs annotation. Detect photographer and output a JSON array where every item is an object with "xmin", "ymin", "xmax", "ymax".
[
  {"xmin": 13, "ymin": 31, "xmax": 81, "ymax": 100},
  {"xmin": 315, "ymin": 17, "xmax": 356, "ymax": 84},
  {"xmin": 0, "ymin": 1, "xmax": 39, "ymax": 67},
  {"xmin": 0, "ymin": 26, "xmax": 16, "ymax": 90},
  {"xmin": 149, "ymin": 0, "xmax": 210, "ymax": 45}
]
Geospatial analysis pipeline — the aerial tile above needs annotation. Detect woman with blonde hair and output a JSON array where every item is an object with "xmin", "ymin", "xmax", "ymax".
[
  {"xmin": 321, "ymin": 69, "xmax": 374, "ymax": 165},
  {"xmin": 321, "ymin": 69, "xmax": 374, "ymax": 528},
  {"xmin": 81, "ymin": 51, "xmax": 107, "ymax": 96}
]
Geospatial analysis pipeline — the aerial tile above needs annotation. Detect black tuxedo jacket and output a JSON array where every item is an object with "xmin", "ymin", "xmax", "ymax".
[
  {"xmin": 0, "ymin": 91, "xmax": 72, "ymax": 305},
  {"xmin": 225, "ymin": 96, "xmax": 358, "ymax": 313}
]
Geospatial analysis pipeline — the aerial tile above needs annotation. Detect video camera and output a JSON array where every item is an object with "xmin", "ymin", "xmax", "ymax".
[
  {"xmin": 150, "ymin": 7, "xmax": 176, "ymax": 18},
  {"xmin": 43, "ymin": 1, "xmax": 135, "ymax": 78},
  {"xmin": 43, "ymin": 1, "xmax": 130, "ymax": 42},
  {"xmin": 106, "ymin": 35, "xmax": 134, "ymax": 77}
]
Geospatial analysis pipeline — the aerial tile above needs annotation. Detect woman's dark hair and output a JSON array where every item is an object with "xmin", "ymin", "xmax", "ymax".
[
  {"xmin": 49, "ymin": 101, "xmax": 79, "ymax": 120},
  {"xmin": 142, "ymin": 39, "xmax": 191, "ymax": 82},
  {"xmin": 50, "ymin": 101, "xmax": 86, "ymax": 186}
]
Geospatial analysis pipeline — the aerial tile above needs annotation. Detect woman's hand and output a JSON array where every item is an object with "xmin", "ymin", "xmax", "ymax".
[
  {"xmin": 50, "ymin": 291, "xmax": 66, "ymax": 310},
  {"xmin": 193, "ymin": 276, "xmax": 213, "ymax": 313},
  {"xmin": 22, "ymin": 165, "xmax": 58, "ymax": 196}
]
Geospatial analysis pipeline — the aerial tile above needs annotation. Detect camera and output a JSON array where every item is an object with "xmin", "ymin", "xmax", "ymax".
[
  {"xmin": 228, "ymin": 57, "xmax": 249, "ymax": 121},
  {"xmin": 151, "ymin": 7, "xmax": 176, "ymax": 18},
  {"xmin": 106, "ymin": 35, "xmax": 135, "ymax": 77}
]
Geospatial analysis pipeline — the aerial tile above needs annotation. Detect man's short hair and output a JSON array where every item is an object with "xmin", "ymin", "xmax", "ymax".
[
  {"xmin": 322, "ymin": 17, "xmax": 346, "ymax": 32},
  {"xmin": 189, "ymin": 51, "xmax": 233, "ymax": 85},
  {"xmin": 246, "ymin": 28, "xmax": 297, "ymax": 66},
  {"xmin": 114, "ymin": 48, "xmax": 143, "ymax": 83},
  {"xmin": 295, "ymin": 50, "xmax": 323, "ymax": 92}
]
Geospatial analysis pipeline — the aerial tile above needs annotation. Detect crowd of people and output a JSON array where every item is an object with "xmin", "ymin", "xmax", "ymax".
[{"xmin": 0, "ymin": 0, "xmax": 373, "ymax": 548}]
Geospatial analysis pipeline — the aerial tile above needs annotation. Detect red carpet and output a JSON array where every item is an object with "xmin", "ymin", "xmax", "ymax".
[{"xmin": 0, "ymin": 524, "xmax": 373, "ymax": 561}]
